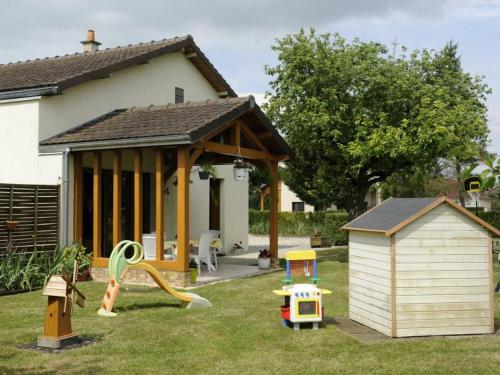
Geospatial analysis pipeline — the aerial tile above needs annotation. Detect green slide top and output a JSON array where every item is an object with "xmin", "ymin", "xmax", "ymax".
[{"xmin": 108, "ymin": 240, "xmax": 144, "ymax": 284}]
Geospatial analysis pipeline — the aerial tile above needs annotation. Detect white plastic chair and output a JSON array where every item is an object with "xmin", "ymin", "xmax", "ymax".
[
  {"xmin": 190, "ymin": 230, "xmax": 220, "ymax": 273},
  {"xmin": 142, "ymin": 234, "xmax": 157, "ymax": 260},
  {"xmin": 142, "ymin": 232, "xmax": 174, "ymax": 260}
]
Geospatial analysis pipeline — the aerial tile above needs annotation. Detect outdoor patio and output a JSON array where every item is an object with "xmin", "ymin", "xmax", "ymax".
[{"xmin": 193, "ymin": 235, "xmax": 323, "ymax": 285}]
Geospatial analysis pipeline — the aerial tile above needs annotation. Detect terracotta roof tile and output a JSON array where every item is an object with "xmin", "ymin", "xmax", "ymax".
[
  {"xmin": 0, "ymin": 35, "xmax": 235, "ymax": 96},
  {"xmin": 41, "ymin": 97, "xmax": 252, "ymax": 145}
]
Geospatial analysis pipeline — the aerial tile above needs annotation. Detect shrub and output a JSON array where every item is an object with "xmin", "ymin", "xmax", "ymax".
[
  {"xmin": 324, "ymin": 212, "xmax": 349, "ymax": 245},
  {"xmin": 0, "ymin": 242, "xmax": 92, "ymax": 294},
  {"xmin": 0, "ymin": 250, "xmax": 59, "ymax": 294},
  {"xmin": 249, "ymin": 209, "xmax": 349, "ymax": 245},
  {"xmin": 478, "ymin": 211, "xmax": 500, "ymax": 235}
]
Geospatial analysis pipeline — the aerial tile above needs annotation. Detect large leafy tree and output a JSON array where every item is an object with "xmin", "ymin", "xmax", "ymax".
[{"xmin": 265, "ymin": 30, "xmax": 490, "ymax": 217}]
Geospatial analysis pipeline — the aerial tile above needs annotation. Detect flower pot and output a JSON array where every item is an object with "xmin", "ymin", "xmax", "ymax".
[
  {"xmin": 310, "ymin": 236, "xmax": 331, "ymax": 248},
  {"xmin": 190, "ymin": 268, "xmax": 198, "ymax": 284},
  {"xmin": 198, "ymin": 171, "xmax": 210, "ymax": 180},
  {"xmin": 233, "ymin": 167, "xmax": 249, "ymax": 181},
  {"xmin": 258, "ymin": 257, "xmax": 271, "ymax": 269},
  {"xmin": 5, "ymin": 220, "xmax": 19, "ymax": 231}
]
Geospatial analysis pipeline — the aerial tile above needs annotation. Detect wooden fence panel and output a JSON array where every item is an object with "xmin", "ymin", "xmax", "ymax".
[{"xmin": 0, "ymin": 183, "xmax": 60, "ymax": 253}]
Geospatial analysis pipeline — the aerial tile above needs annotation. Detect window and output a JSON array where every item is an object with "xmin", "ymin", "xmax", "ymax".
[
  {"xmin": 175, "ymin": 87, "xmax": 184, "ymax": 104},
  {"xmin": 292, "ymin": 202, "xmax": 305, "ymax": 212}
]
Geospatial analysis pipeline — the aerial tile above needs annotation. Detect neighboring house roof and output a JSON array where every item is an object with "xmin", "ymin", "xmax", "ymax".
[
  {"xmin": 342, "ymin": 196, "xmax": 500, "ymax": 236},
  {"xmin": 0, "ymin": 35, "xmax": 235, "ymax": 100},
  {"xmin": 40, "ymin": 96, "xmax": 291, "ymax": 156}
]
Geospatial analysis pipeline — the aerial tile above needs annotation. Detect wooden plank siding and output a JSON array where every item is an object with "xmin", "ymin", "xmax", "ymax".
[
  {"xmin": 394, "ymin": 204, "xmax": 492, "ymax": 337},
  {"xmin": 0, "ymin": 183, "xmax": 60, "ymax": 253},
  {"xmin": 349, "ymin": 231, "xmax": 392, "ymax": 336}
]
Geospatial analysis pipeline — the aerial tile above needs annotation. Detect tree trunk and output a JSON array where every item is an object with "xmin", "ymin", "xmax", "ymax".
[
  {"xmin": 455, "ymin": 162, "xmax": 466, "ymax": 207},
  {"xmin": 349, "ymin": 187, "xmax": 369, "ymax": 219}
]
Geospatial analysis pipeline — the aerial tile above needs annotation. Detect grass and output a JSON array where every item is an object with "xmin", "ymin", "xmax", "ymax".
[{"xmin": 1, "ymin": 248, "xmax": 499, "ymax": 374}]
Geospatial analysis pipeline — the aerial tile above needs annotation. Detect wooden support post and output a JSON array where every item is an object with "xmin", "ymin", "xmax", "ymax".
[
  {"xmin": 155, "ymin": 149, "xmax": 164, "ymax": 261},
  {"xmin": 134, "ymin": 149, "xmax": 143, "ymax": 243},
  {"xmin": 269, "ymin": 161, "xmax": 279, "ymax": 266},
  {"xmin": 92, "ymin": 151, "xmax": 102, "ymax": 259},
  {"xmin": 73, "ymin": 153, "xmax": 83, "ymax": 242},
  {"xmin": 231, "ymin": 120, "xmax": 241, "ymax": 147},
  {"xmin": 259, "ymin": 191, "xmax": 265, "ymax": 211},
  {"xmin": 177, "ymin": 147, "xmax": 191, "ymax": 272},
  {"xmin": 112, "ymin": 150, "xmax": 121, "ymax": 246}
]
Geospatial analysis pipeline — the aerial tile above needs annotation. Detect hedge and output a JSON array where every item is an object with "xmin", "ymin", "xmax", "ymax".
[
  {"xmin": 249, "ymin": 209, "xmax": 349, "ymax": 245},
  {"xmin": 478, "ymin": 211, "xmax": 500, "ymax": 234}
]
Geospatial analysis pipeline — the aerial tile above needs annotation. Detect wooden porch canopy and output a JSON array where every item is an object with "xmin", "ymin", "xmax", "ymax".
[{"xmin": 40, "ymin": 96, "xmax": 291, "ymax": 272}]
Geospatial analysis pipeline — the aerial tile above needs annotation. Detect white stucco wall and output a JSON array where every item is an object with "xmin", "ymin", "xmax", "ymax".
[
  {"xmin": 38, "ymin": 52, "xmax": 219, "ymax": 141},
  {"xmin": 0, "ymin": 99, "xmax": 41, "ymax": 184},
  {"xmin": 164, "ymin": 164, "xmax": 248, "ymax": 252},
  {"xmin": 280, "ymin": 182, "xmax": 314, "ymax": 212}
]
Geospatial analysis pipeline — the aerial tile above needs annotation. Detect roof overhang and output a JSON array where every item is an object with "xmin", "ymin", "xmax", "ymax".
[
  {"xmin": 0, "ymin": 86, "xmax": 60, "ymax": 101},
  {"xmin": 39, "ymin": 134, "xmax": 191, "ymax": 153}
]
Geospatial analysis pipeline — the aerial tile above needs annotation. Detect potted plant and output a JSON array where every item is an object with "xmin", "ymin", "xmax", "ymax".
[
  {"xmin": 189, "ymin": 258, "xmax": 199, "ymax": 284},
  {"xmin": 233, "ymin": 157, "xmax": 249, "ymax": 181},
  {"xmin": 198, "ymin": 160, "xmax": 217, "ymax": 180},
  {"xmin": 257, "ymin": 248, "xmax": 271, "ymax": 269},
  {"xmin": 60, "ymin": 242, "xmax": 93, "ymax": 281},
  {"xmin": 310, "ymin": 230, "xmax": 331, "ymax": 248}
]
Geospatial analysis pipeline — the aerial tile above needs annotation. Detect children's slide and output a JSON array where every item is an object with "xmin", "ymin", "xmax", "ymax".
[{"xmin": 97, "ymin": 240, "xmax": 211, "ymax": 317}]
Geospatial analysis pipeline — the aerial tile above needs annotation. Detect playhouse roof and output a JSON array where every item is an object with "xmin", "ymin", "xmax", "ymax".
[{"xmin": 342, "ymin": 196, "xmax": 500, "ymax": 237}]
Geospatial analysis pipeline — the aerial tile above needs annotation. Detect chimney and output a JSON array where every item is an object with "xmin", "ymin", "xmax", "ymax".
[{"xmin": 81, "ymin": 30, "xmax": 101, "ymax": 53}]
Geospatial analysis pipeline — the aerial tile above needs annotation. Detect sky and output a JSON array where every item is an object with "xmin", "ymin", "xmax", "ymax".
[{"xmin": 1, "ymin": 0, "xmax": 499, "ymax": 154}]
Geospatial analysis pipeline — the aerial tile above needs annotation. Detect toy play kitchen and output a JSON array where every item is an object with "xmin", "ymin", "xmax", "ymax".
[{"xmin": 273, "ymin": 250, "xmax": 331, "ymax": 330}]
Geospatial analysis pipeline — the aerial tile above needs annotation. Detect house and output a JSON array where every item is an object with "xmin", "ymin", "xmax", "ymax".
[
  {"xmin": 343, "ymin": 196, "xmax": 499, "ymax": 337},
  {"xmin": 0, "ymin": 30, "xmax": 291, "ymax": 286},
  {"xmin": 258, "ymin": 180, "xmax": 381, "ymax": 212}
]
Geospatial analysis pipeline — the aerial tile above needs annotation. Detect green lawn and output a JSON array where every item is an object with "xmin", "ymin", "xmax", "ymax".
[{"xmin": 1, "ymin": 248, "xmax": 500, "ymax": 375}]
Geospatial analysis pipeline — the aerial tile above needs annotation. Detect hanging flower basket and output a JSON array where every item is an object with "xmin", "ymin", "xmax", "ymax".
[
  {"xmin": 5, "ymin": 220, "xmax": 19, "ymax": 231},
  {"xmin": 198, "ymin": 170, "xmax": 210, "ymax": 180},
  {"xmin": 233, "ymin": 156, "xmax": 249, "ymax": 182}
]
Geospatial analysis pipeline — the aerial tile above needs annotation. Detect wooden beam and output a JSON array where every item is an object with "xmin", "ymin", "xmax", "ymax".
[
  {"xmin": 177, "ymin": 147, "xmax": 191, "ymax": 272},
  {"xmin": 239, "ymin": 120, "xmax": 269, "ymax": 153},
  {"xmin": 189, "ymin": 148, "xmax": 204, "ymax": 170},
  {"xmin": 92, "ymin": 151, "xmax": 102, "ymax": 259},
  {"xmin": 73, "ymin": 153, "xmax": 83, "ymax": 242},
  {"xmin": 112, "ymin": 150, "xmax": 121, "ymax": 246},
  {"xmin": 255, "ymin": 131, "xmax": 274, "ymax": 140},
  {"xmin": 155, "ymin": 149, "xmax": 164, "ymax": 261},
  {"xmin": 269, "ymin": 161, "xmax": 279, "ymax": 266},
  {"xmin": 231, "ymin": 120, "xmax": 241, "ymax": 148},
  {"xmin": 133, "ymin": 149, "xmax": 143, "ymax": 243},
  {"xmin": 195, "ymin": 141, "xmax": 274, "ymax": 161}
]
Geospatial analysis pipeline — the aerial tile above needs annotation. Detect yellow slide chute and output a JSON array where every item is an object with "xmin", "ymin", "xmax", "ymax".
[{"xmin": 97, "ymin": 240, "xmax": 211, "ymax": 317}]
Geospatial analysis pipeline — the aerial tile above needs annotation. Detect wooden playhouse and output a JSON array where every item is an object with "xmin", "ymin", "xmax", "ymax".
[{"xmin": 343, "ymin": 196, "xmax": 499, "ymax": 338}]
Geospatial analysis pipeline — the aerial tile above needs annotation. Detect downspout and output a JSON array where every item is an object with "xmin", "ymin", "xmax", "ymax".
[{"xmin": 61, "ymin": 147, "xmax": 70, "ymax": 248}]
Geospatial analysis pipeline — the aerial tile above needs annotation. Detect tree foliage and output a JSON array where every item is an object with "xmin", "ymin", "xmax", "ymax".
[{"xmin": 265, "ymin": 30, "xmax": 490, "ymax": 217}]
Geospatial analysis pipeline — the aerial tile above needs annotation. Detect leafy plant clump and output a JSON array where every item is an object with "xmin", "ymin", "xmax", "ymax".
[
  {"xmin": 258, "ymin": 249, "xmax": 271, "ymax": 258},
  {"xmin": 0, "ymin": 249, "xmax": 58, "ymax": 294},
  {"xmin": 189, "ymin": 258, "xmax": 198, "ymax": 269}
]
